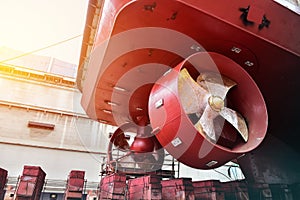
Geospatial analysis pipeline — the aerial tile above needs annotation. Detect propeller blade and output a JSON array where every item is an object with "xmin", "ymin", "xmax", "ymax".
[
  {"xmin": 219, "ymin": 107, "xmax": 248, "ymax": 142},
  {"xmin": 195, "ymin": 105, "xmax": 219, "ymax": 141},
  {"xmin": 178, "ymin": 68, "xmax": 208, "ymax": 114},
  {"xmin": 197, "ymin": 72, "xmax": 237, "ymax": 99},
  {"xmin": 113, "ymin": 135, "xmax": 130, "ymax": 151},
  {"xmin": 179, "ymin": 69, "xmax": 249, "ymax": 143}
]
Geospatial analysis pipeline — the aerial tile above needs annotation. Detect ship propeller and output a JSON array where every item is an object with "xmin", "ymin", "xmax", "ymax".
[
  {"xmin": 107, "ymin": 123, "xmax": 165, "ymax": 174},
  {"xmin": 178, "ymin": 68, "xmax": 248, "ymax": 142}
]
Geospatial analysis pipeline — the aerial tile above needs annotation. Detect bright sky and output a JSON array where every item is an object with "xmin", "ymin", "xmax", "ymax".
[{"xmin": 0, "ymin": 0, "xmax": 89, "ymax": 65}]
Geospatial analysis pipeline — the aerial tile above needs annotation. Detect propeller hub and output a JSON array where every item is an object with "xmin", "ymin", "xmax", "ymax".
[{"xmin": 208, "ymin": 95, "xmax": 224, "ymax": 112}]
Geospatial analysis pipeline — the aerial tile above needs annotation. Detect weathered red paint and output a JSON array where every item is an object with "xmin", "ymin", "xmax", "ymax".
[
  {"xmin": 0, "ymin": 168, "xmax": 7, "ymax": 195},
  {"xmin": 16, "ymin": 166, "xmax": 46, "ymax": 200},
  {"xmin": 98, "ymin": 173, "xmax": 126, "ymax": 199},
  {"xmin": 64, "ymin": 170, "xmax": 85, "ymax": 199},
  {"xmin": 148, "ymin": 52, "xmax": 267, "ymax": 169},
  {"xmin": 78, "ymin": 0, "xmax": 300, "ymax": 172}
]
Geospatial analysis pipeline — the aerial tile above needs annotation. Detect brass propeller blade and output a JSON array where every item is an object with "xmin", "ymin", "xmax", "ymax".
[
  {"xmin": 178, "ymin": 68, "xmax": 249, "ymax": 143},
  {"xmin": 195, "ymin": 105, "xmax": 218, "ymax": 141},
  {"xmin": 197, "ymin": 72, "xmax": 237, "ymax": 99},
  {"xmin": 113, "ymin": 135, "xmax": 130, "ymax": 151},
  {"xmin": 219, "ymin": 107, "xmax": 249, "ymax": 142},
  {"xmin": 178, "ymin": 68, "xmax": 208, "ymax": 114}
]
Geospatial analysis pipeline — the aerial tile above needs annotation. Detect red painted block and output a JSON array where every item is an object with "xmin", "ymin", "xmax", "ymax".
[
  {"xmin": 100, "ymin": 173, "xmax": 126, "ymax": 185},
  {"xmin": 69, "ymin": 170, "xmax": 85, "ymax": 179},
  {"xmin": 16, "ymin": 166, "xmax": 46, "ymax": 200},
  {"xmin": 128, "ymin": 175, "xmax": 161, "ymax": 187},
  {"xmin": 161, "ymin": 178, "xmax": 195, "ymax": 200},
  {"xmin": 127, "ymin": 175, "xmax": 162, "ymax": 200},
  {"xmin": 128, "ymin": 185, "xmax": 162, "ymax": 200},
  {"xmin": 128, "ymin": 183, "xmax": 161, "ymax": 192},
  {"xmin": 99, "ymin": 191, "xmax": 125, "ymax": 200},
  {"xmin": 64, "ymin": 170, "xmax": 85, "ymax": 199},
  {"xmin": 98, "ymin": 174, "xmax": 127, "ymax": 200},
  {"xmin": 16, "ymin": 177, "xmax": 37, "ymax": 197},
  {"xmin": 194, "ymin": 191, "xmax": 225, "ymax": 200},
  {"xmin": 193, "ymin": 180, "xmax": 225, "ymax": 200},
  {"xmin": 22, "ymin": 166, "xmax": 46, "ymax": 178},
  {"xmin": 162, "ymin": 189, "xmax": 194, "ymax": 200},
  {"xmin": 0, "ymin": 190, "xmax": 6, "ymax": 200},
  {"xmin": 65, "ymin": 191, "xmax": 82, "ymax": 199},
  {"xmin": 128, "ymin": 189, "xmax": 162, "ymax": 200},
  {"xmin": 101, "ymin": 182, "xmax": 126, "ymax": 194},
  {"xmin": 194, "ymin": 186, "xmax": 220, "ymax": 194},
  {"xmin": 162, "ymin": 184, "xmax": 194, "ymax": 192},
  {"xmin": 68, "ymin": 178, "xmax": 84, "ymax": 192},
  {"xmin": 161, "ymin": 178, "xmax": 193, "ymax": 187},
  {"xmin": 0, "ymin": 168, "xmax": 8, "ymax": 190},
  {"xmin": 193, "ymin": 180, "xmax": 221, "ymax": 188}
]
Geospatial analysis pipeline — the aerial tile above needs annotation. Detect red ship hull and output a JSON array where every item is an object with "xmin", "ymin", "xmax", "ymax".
[{"xmin": 78, "ymin": 0, "xmax": 300, "ymax": 183}]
